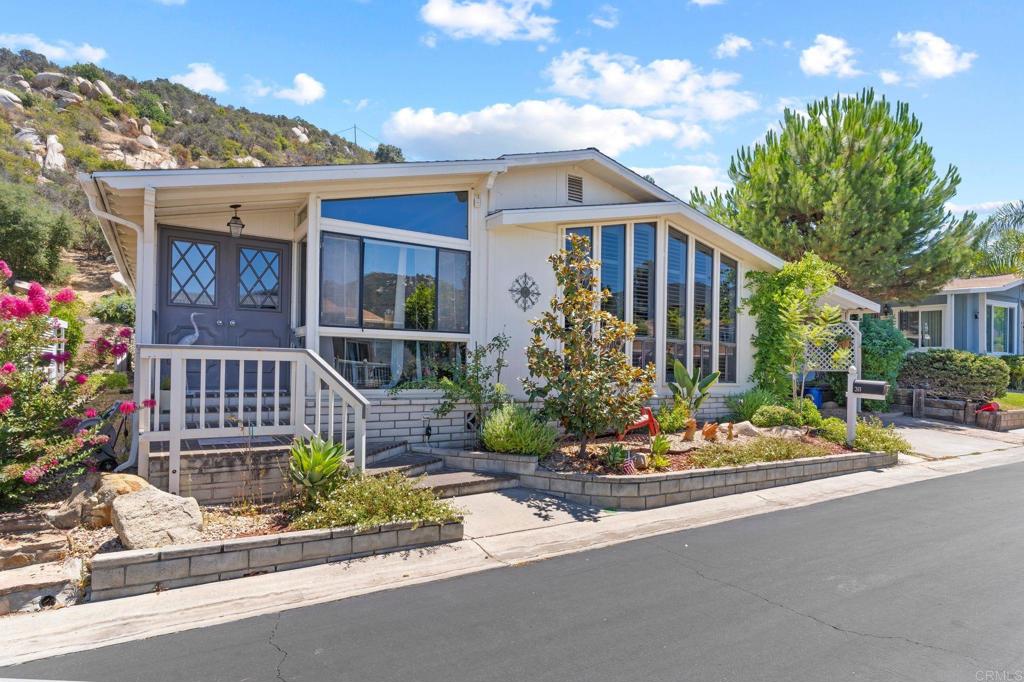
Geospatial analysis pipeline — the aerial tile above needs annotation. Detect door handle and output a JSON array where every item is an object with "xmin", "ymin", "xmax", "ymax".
[
  {"xmin": 228, "ymin": 320, "xmax": 237, "ymax": 327},
  {"xmin": 216, "ymin": 320, "xmax": 223, "ymax": 326}
]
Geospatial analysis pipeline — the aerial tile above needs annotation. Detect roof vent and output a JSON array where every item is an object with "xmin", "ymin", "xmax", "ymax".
[{"xmin": 567, "ymin": 174, "xmax": 583, "ymax": 203}]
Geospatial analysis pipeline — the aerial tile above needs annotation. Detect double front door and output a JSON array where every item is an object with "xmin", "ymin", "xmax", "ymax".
[{"xmin": 157, "ymin": 227, "xmax": 292, "ymax": 348}]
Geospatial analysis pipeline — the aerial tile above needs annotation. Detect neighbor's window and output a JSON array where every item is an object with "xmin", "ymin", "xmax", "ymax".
[
  {"xmin": 898, "ymin": 309, "xmax": 943, "ymax": 348},
  {"xmin": 320, "ymin": 191, "xmax": 469, "ymax": 239},
  {"xmin": 320, "ymin": 233, "xmax": 470, "ymax": 333},
  {"xmin": 665, "ymin": 228, "xmax": 688, "ymax": 383},
  {"xmin": 319, "ymin": 336, "xmax": 466, "ymax": 390},
  {"xmin": 987, "ymin": 304, "xmax": 1015, "ymax": 354},
  {"xmin": 692, "ymin": 241, "xmax": 715, "ymax": 378},
  {"xmin": 718, "ymin": 255, "xmax": 738, "ymax": 383}
]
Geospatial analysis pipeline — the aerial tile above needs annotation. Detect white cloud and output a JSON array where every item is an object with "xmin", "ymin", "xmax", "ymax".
[
  {"xmin": 0, "ymin": 33, "xmax": 107, "ymax": 63},
  {"xmin": 383, "ymin": 98, "xmax": 708, "ymax": 159},
  {"xmin": 946, "ymin": 200, "xmax": 1009, "ymax": 215},
  {"xmin": 545, "ymin": 49, "xmax": 758, "ymax": 121},
  {"xmin": 243, "ymin": 76, "xmax": 271, "ymax": 98},
  {"xmin": 895, "ymin": 31, "xmax": 976, "ymax": 79},
  {"xmin": 633, "ymin": 163, "xmax": 729, "ymax": 198},
  {"xmin": 879, "ymin": 69, "xmax": 902, "ymax": 85},
  {"xmin": 715, "ymin": 34, "xmax": 752, "ymax": 59},
  {"xmin": 273, "ymin": 73, "xmax": 326, "ymax": 105},
  {"xmin": 690, "ymin": 0, "xmax": 724, "ymax": 5},
  {"xmin": 591, "ymin": 4, "xmax": 619, "ymax": 29},
  {"xmin": 419, "ymin": 0, "xmax": 556, "ymax": 43},
  {"xmin": 170, "ymin": 62, "xmax": 228, "ymax": 93},
  {"xmin": 421, "ymin": 32, "xmax": 439, "ymax": 48},
  {"xmin": 799, "ymin": 34, "xmax": 861, "ymax": 78},
  {"xmin": 355, "ymin": 98, "xmax": 370, "ymax": 111}
]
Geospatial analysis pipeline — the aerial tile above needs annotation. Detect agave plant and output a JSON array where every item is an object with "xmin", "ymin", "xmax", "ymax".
[
  {"xmin": 289, "ymin": 435, "xmax": 349, "ymax": 500},
  {"xmin": 668, "ymin": 358, "xmax": 720, "ymax": 414}
]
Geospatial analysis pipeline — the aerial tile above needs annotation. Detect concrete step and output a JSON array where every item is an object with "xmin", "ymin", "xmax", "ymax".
[
  {"xmin": 367, "ymin": 452, "xmax": 444, "ymax": 478},
  {"xmin": 364, "ymin": 441, "xmax": 409, "ymax": 466},
  {"xmin": 0, "ymin": 558, "xmax": 82, "ymax": 615},
  {"xmin": 414, "ymin": 469, "xmax": 519, "ymax": 498}
]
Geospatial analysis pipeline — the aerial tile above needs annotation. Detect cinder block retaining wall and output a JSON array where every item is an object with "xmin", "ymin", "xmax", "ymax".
[
  {"xmin": 88, "ymin": 519, "xmax": 464, "ymax": 602},
  {"xmin": 413, "ymin": 446, "xmax": 897, "ymax": 511},
  {"xmin": 149, "ymin": 449, "xmax": 292, "ymax": 505}
]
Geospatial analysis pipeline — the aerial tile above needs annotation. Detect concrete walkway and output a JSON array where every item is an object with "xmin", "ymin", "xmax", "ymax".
[
  {"xmin": 5, "ymin": 443, "xmax": 1024, "ymax": 667},
  {"xmin": 885, "ymin": 415, "xmax": 1024, "ymax": 458}
]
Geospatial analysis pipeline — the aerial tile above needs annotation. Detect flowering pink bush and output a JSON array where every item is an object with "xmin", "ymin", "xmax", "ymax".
[{"xmin": 0, "ymin": 264, "xmax": 122, "ymax": 507}]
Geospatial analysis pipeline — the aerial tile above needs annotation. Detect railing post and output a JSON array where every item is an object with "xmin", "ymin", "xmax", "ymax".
[
  {"xmin": 136, "ymin": 352, "xmax": 152, "ymax": 479},
  {"xmin": 354, "ymin": 406, "xmax": 366, "ymax": 472},
  {"xmin": 168, "ymin": 354, "xmax": 185, "ymax": 495}
]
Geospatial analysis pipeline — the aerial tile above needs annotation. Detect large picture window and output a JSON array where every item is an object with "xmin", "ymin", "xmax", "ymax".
[
  {"xmin": 320, "ymin": 233, "xmax": 470, "ymax": 333},
  {"xmin": 898, "ymin": 308, "xmax": 943, "ymax": 348},
  {"xmin": 718, "ymin": 255, "xmax": 738, "ymax": 383},
  {"xmin": 987, "ymin": 304, "xmax": 1016, "ymax": 354},
  {"xmin": 321, "ymin": 191, "xmax": 469, "ymax": 239}
]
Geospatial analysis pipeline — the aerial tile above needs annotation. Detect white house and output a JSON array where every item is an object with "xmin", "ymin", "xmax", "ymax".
[{"xmin": 78, "ymin": 148, "xmax": 876, "ymax": 494}]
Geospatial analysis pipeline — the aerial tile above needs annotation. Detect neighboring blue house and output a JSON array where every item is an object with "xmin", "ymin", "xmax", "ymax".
[{"xmin": 891, "ymin": 274, "xmax": 1024, "ymax": 355}]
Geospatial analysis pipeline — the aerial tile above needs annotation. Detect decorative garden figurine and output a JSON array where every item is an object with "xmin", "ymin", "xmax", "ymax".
[
  {"xmin": 683, "ymin": 418, "xmax": 697, "ymax": 442},
  {"xmin": 702, "ymin": 422, "xmax": 719, "ymax": 442},
  {"xmin": 727, "ymin": 422, "xmax": 735, "ymax": 440},
  {"xmin": 632, "ymin": 452, "xmax": 650, "ymax": 470}
]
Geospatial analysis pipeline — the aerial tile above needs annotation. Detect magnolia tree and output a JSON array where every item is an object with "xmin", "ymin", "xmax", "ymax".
[
  {"xmin": 0, "ymin": 259, "xmax": 143, "ymax": 507},
  {"xmin": 524, "ymin": 234, "xmax": 655, "ymax": 456}
]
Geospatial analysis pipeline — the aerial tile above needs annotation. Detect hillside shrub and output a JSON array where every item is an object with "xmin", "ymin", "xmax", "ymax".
[
  {"xmin": 0, "ymin": 182, "xmax": 74, "ymax": 283},
  {"xmin": 725, "ymin": 388, "xmax": 780, "ymax": 422},
  {"xmin": 898, "ymin": 349, "xmax": 1009, "ymax": 401},
  {"xmin": 132, "ymin": 90, "xmax": 172, "ymax": 126},
  {"xmin": 91, "ymin": 293, "xmax": 135, "ymax": 325},
  {"xmin": 751, "ymin": 405, "xmax": 802, "ymax": 428},
  {"xmin": 481, "ymin": 404, "xmax": 557, "ymax": 457}
]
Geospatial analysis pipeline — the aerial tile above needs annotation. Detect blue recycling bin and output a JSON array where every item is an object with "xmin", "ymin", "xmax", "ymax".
[{"xmin": 805, "ymin": 387, "xmax": 824, "ymax": 408}]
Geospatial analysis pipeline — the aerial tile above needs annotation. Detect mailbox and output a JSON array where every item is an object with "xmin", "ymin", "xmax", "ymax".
[{"xmin": 851, "ymin": 379, "xmax": 889, "ymax": 399}]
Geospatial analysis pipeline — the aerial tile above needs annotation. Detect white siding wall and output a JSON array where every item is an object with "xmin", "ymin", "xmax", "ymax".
[{"xmin": 489, "ymin": 166, "xmax": 635, "ymax": 212}]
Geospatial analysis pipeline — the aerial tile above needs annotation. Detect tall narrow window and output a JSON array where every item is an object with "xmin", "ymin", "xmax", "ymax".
[
  {"xmin": 362, "ymin": 240, "xmax": 436, "ymax": 330},
  {"xmin": 718, "ymin": 255, "xmax": 738, "ymax": 383},
  {"xmin": 632, "ymin": 222, "xmax": 657, "ymax": 368},
  {"xmin": 665, "ymin": 228, "xmax": 688, "ymax": 383},
  {"xmin": 320, "ymin": 234, "xmax": 360, "ymax": 327},
  {"xmin": 988, "ymin": 305, "xmax": 1013, "ymax": 353},
  {"xmin": 437, "ymin": 249, "xmax": 470, "ymax": 333},
  {"xmin": 693, "ymin": 242, "xmax": 714, "ymax": 378},
  {"xmin": 600, "ymin": 224, "xmax": 626, "ymax": 319}
]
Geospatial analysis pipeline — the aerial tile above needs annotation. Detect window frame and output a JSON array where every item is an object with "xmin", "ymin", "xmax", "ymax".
[
  {"xmin": 237, "ymin": 244, "xmax": 285, "ymax": 311},
  {"xmin": 319, "ymin": 190, "xmax": 470, "ymax": 241},
  {"xmin": 894, "ymin": 305, "xmax": 946, "ymax": 350},
  {"xmin": 166, "ymin": 236, "xmax": 220, "ymax": 309},
  {"xmin": 986, "ymin": 300, "xmax": 1017, "ymax": 355}
]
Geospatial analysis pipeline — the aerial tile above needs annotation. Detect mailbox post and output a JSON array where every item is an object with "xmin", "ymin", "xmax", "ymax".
[{"xmin": 845, "ymin": 365, "xmax": 890, "ymax": 445}]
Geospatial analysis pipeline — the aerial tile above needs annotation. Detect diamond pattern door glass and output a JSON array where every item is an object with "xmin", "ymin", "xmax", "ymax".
[
  {"xmin": 169, "ymin": 239, "xmax": 217, "ymax": 306},
  {"xmin": 238, "ymin": 247, "xmax": 280, "ymax": 309}
]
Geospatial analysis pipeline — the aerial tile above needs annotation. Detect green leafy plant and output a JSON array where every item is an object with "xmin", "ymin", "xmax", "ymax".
[
  {"xmin": 601, "ymin": 443, "xmax": 629, "ymax": 469},
  {"xmin": 0, "ymin": 182, "xmax": 75, "ymax": 283},
  {"xmin": 796, "ymin": 397, "xmax": 823, "ymax": 428},
  {"xmin": 725, "ymin": 388, "xmax": 780, "ymax": 422},
  {"xmin": 852, "ymin": 417, "xmax": 911, "ymax": 454},
  {"xmin": 480, "ymin": 403, "xmax": 557, "ymax": 457},
  {"xmin": 899, "ymin": 349, "xmax": 1009, "ymax": 402},
  {"xmin": 524, "ymin": 234, "xmax": 655, "ymax": 456},
  {"xmin": 290, "ymin": 471, "xmax": 460, "ymax": 531},
  {"xmin": 91, "ymin": 293, "xmax": 135, "ymax": 325},
  {"xmin": 85, "ymin": 371, "xmax": 130, "ymax": 392},
  {"xmin": 288, "ymin": 436, "xmax": 348, "ymax": 501},
  {"xmin": 751, "ymin": 405, "xmax": 802, "ymax": 428},
  {"xmin": 818, "ymin": 417, "xmax": 848, "ymax": 444},
  {"xmin": 690, "ymin": 437, "xmax": 830, "ymax": 469},
  {"xmin": 656, "ymin": 401, "xmax": 690, "ymax": 433},
  {"xmin": 649, "ymin": 434, "xmax": 671, "ymax": 470},
  {"xmin": 1002, "ymin": 356, "xmax": 1024, "ymax": 391},
  {"xmin": 825, "ymin": 317, "xmax": 912, "ymax": 410},
  {"xmin": 667, "ymin": 357, "xmax": 719, "ymax": 414}
]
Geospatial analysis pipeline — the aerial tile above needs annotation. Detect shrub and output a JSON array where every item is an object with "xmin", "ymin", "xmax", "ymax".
[
  {"xmin": 796, "ymin": 397, "xmax": 823, "ymax": 428},
  {"xmin": 751, "ymin": 404, "xmax": 801, "ymax": 428},
  {"xmin": 91, "ymin": 293, "xmax": 135, "ymax": 325},
  {"xmin": 657, "ymin": 401, "xmax": 691, "ymax": 433},
  {"xmin": 86, "ymin": 371, "xmax": 130, "ymax": 391},
  {"xmin": 132, "ymin": 90, "xmax": 173, "ymax": 126},
  {"xmin": 480, "ymin": 404, "xmax": 557, "ymax": 457},
  {"xmin": 290, "ymin": 472, "xmax": 460, "ymax": 530},
  {"xmin": 667, "ymin": 358, "xmax": 719, "ymax": 414},
  {"xmin": 725, "ymin": 388, "xmax": 780, "ymax": 422},
  {"xmin": 601, "ymin": 443, "xmax": 629, "ymax": 469},
  {"xmin": 826, "ymin": 316, "xmax": 912, "ymax": 409},
  {"xmin": 1004, "ymin": 356, "xmax": 1024, "ymax": 390},
  {"xmin": 690, "ymin": 437, "xmax": 830, "ymax": 469},
  {"xmin": 288, "ymin": 436, "xmax": 348, "ymax": 501},
  {"xmin": 899, "ymin": 349, "xmax": 1009, "ymax": 401},
  {"xmin": 649, "ymin": 434, "xmax": 671, "ymax": 470},
  {"xmin": 818, "ymin": 417, "xmax": 848, "ymax": 444},
  {"xmin": 0, "ymin": 182, "xmax": 75, "ymax": 283},
  {"xmin": 67, "ymin": 62, "xmax": 105, "ymax": 82},
  {"xmin": 853, "ymin": 417, "xmax": 911, "ymax": 454}
]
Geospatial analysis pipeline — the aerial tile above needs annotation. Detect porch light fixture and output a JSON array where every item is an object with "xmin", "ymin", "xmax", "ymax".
[{"xmin": 227, "ymin": 204, "xmax": 245, "ymax": 238}]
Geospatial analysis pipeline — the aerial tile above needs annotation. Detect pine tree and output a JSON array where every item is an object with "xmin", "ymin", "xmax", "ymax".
[{"xmin": 691, "ymin": 89, "xmax": 979, "ymax": 302}]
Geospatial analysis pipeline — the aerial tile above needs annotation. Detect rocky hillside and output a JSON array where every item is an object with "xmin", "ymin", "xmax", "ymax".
[{"xmin": 0, "ymin": 48, "xmax": 394, "ymax": 266}]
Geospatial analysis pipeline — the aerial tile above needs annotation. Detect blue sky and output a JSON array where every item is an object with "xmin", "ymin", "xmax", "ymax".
[{"xmin": 3, "ymin": 0, "xmax": 1020, "ymax": 211}]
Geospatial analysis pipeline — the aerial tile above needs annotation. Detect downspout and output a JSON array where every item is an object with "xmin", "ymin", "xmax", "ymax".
[{"xmin": 80, "ymin": 175, "xmax": 144, "ymax": 472}]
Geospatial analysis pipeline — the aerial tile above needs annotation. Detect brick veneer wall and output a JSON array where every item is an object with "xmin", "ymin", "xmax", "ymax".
[
  {"xmin": 88, "ymin": 519, "xmax": 464, "ymax": 602},
  {"xmin": 414, "ymin": 446, "xmax": 897, "ymax": 511}
]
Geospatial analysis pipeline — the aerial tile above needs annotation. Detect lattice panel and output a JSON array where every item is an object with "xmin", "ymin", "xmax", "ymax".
[{"xmin": 804, "ymin": 321, "xmax": 860, "ymax": 373}]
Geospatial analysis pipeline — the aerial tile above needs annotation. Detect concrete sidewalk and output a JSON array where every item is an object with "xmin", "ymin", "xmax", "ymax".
[
  {"xmin": 4, "ymin": 445, "xmax": 1024, "ymax": 667},
  {"xmin": 885, "ymin": 414, "xmax": 1024, "ymax": 458}
]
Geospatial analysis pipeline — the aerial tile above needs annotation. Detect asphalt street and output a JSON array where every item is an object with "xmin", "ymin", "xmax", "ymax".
[{"xmin": 6, "ymin": 461, "xmax": 1024, "ymax": 682}]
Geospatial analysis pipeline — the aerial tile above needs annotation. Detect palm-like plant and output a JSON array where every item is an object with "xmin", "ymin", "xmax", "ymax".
[
  {"xmin": 289, "ymin": 435, "xmax": 349, "ymax": 501},
  {"xmin": 668, "ymin": 358, "xmax": 720, "ymax": 414},
  {"xmin": 972, "ymin": 201, "xmax": 1024, "ymax": 276}
]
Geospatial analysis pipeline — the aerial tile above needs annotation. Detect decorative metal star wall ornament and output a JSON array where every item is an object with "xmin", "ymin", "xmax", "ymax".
[{"xmin": 509, "ymin": 273, "xmax": 540, "ymax": 311}]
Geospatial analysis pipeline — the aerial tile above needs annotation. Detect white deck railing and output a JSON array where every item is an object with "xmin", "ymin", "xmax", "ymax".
[{"xmin": 136, "ymin": 344, "xmax": 371, "ymax": 495}]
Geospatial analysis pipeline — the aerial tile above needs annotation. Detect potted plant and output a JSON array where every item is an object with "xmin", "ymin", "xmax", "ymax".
[{"xmin": 159, "ymin": 375, "xmax": 171, "ymax": 407}]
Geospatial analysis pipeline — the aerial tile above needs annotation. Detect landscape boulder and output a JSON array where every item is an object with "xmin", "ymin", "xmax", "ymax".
[
  {"xmin": 110, "ymin": 271, "xmax": 130, "ymax": 292},
  {"xmin": 135, "ymin": 134, "xmax": 159, "ymax": 150},
  {"xmin": 112, "ymin": 487, "xmax": 203, "ymax": 549},
  {"xmin": 0, "ymin": 88, "xmax": 23, "ymax": 111},
  {"xmin": 46, "ymin": 472, "xmax": 151, "ymax": 529},
  {"xmin": 43, "ymin": 134, "xmax": 67, "ymax": 173},
  {"xmin": 93, "ymin": 79, "xmax": 114, "ymax": 98},
  {"xmin": 732, "ymin": 421, "xmax": 761, "ymax": 438},
  {"xmin": 31, "ymin": 71, "xmax": 65, "ymax": 89}
]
